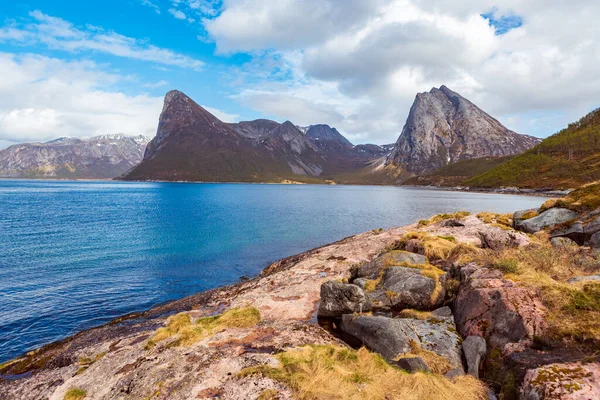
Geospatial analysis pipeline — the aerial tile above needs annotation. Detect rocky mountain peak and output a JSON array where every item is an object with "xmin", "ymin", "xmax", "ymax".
[
  {"xmin": 306, "ymin": 125, "xmax": 353, "ymax": 149},
  {"xmin": 386, "ymin": 86, "xmax": 541, "ymax": 175}
]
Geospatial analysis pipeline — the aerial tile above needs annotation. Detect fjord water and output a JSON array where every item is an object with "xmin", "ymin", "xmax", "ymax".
[{"xmin": 0, "ymin": 180, "xmax": 544, "ymax": 362}]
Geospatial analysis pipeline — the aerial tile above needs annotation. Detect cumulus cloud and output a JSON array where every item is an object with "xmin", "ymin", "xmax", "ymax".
[
  {"xmin": 140, "ymin": 0, "xmax": 161, "ymax": 14},
  {"xmin": 0, "ymin": 53, "xmax": 162, "ymax": 146},
  {"xmin": 169, "ymin": 8, "xmax": 187, "ymax": 20},
  {"xmin": 0, "ymin": 53, "xmax": 238, "ymax": 149},
  {"xmin": 0, "ymin": 11, "xmax": 205, "ymax": 71},
  {"xmin": 202, "ymin": 0, "xmax": 600, "ymax": 142}
]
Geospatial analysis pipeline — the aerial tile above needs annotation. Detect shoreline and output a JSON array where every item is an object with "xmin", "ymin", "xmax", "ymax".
[{"xmin": 1, "ymin": 177, "xmax": 568, "ymax": 196}]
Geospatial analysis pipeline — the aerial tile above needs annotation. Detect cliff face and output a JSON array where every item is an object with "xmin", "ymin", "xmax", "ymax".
[
  {"xmin": 386, "ymin": 86, "xmax": 540, "ymax": 175},
  {"xmin": 0, "ymin": 134, "xmax": 149, "ymax": 179}
]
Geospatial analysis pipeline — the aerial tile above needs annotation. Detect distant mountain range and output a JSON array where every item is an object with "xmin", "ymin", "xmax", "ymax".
[
  {"xmin": 122, "ymin": 87, "xmax": 539, "ymax": 183},
  {"xmin": 121, "ymin": 90, "xmax": 391, "ymax": 182},
  {"xmin": 0, "ymin": 134, "xmax": 149, "ymax": 179},
  {"xmin": 2, "ymin": 86, "xmax": 546, "ymax": 184}
]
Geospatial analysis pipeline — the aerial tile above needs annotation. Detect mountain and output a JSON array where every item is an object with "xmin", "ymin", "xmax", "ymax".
[
  {"xmin": 122, "ymin": 90, "xmax": 390, "ymax": 183},
  {"xmin": 0, "ymin": 134, "xmax": 149, "ymax": 179},
  {"xmin": 466, "ymin": 107, "xmax": 600, "ymax": 189},
  {"xmin": 385, "ymin": 86, "xmax": 540, "ymax": 176}
]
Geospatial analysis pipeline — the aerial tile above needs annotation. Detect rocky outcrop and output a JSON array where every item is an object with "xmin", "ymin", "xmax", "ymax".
[
  {"xmin": 516, "ymin": 208, "xmax": 579, "ymax": 234},
  {"xmin": 341, "ymin": 308, "xmax": 464, "ymax": 375},
  {"xmin": 354, "ymin": 250, "xmax": 428, "ymax": 279},
  {"xmin": 454, "ymin": 265, "xmax": 547, "ymax": 347},
  {"xmin": 317, "ymin": 281, "xmax": 371, "ymax": 317},
  {"xmin": 0, "ymin": 134, "xmax": 149, "ymax": 179},
  {"xmin": 521, "ymin": 362, "xmax": 600, "ymax": 400},
  {"xmin": 385, "ymin": 85, "xmax": 540, "ymax": 175},
  {"xmin": 368, "ymin": 266, "xmax": 445, "ymax": 310}
]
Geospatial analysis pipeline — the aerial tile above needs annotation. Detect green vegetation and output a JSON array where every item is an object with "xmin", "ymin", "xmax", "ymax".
[
  {"xmin": 258, "ymin": 389, "xmax": 280, "ymax": 400},
  {"xmin": 404, "ymin": 156, "xmax": 513, "ymax": 187},
  {"xmin": 147, "ymin": 306, "xmax": 260, "ymax": 348},
  {"xmin": 64, "ymin": 388, "xmax": 87, "ymax": 400},
  {"xmin": 240, "ymin": 345, "xmax": 487, "ymax": 400},
  {"xmin": 467, "ymin": 108, "xmax": 600, "ymax": 189},
  {"xmin": 541, "ymin": 181, "xmax": 600, "ymax": 213}
]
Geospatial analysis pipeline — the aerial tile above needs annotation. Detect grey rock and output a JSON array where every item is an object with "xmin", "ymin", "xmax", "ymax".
[
  {"xmin": 369, "ymin": 266, "xmax": 444, "ymax": 310},
  {"xmin": 384, "ymin": 85, "xmax": 540, "ymax": 175},
  {"xmin": 392, "ymin": 357, "xmax": 430, "ymax": 373},
  {"xmin": 584, "ymin": 216, "xmax": 600, "ymax": 237},
  {"xmin": 516, "ymin": 208, "xmax": 579, "ymax": 234},
  {"xmin": 353, "ymin": 278, "xmax": 368, "ymax": 290},
  {"xmin": 513, "ymin": 209, "xmax": 538, "ymax": 229},
  {"xmin": 341, "ymin": 311, "xmax": 464, "ymax": 373},
  {"xmin": 550, "ymin": 237, "xmax": 578, "ymax": 248},
  {"xmin": 355, "ymin": 250, "xmax": 428, "ymax": 279},
  {"xmin": 568, "ymin": 274, "xmax": 600, "ymax": 284},
  {"xmin": 0, "ymin": 134, "xmax": 149, "ymax": 179},
  {"xmin": 318, "ymin": 281, "xmax": 372, "ymax": 317},
  {"xmin": 590, "ymin": 232, "xmax": 600, "ymax": 249},
  {"xmin": 551, "ymin": 221, "xmax": 584, "ymax": 244},
  {"xmin": 462, "ymin": 336, "xmax": 487, "ymax": 378}
]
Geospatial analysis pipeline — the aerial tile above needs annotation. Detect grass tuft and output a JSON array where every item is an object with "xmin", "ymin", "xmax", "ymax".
[
  {"xmin": 148, "ymin": 306, "xmax": 261, "ymax": 347},
  {"xmin": 240, "ymin": 345, "xmax": 487, "ymax": 400},
  {"xmin": 64, "ymin": 388, "xmax": 86, "ymax": 400},
  {"xmin": 394, "ymin": 341, "xmax": 453, "ymax": 375}
]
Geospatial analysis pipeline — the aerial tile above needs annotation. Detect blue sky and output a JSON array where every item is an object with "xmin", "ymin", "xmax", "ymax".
[{"xmin": 1, "ymin": 0, "xmax": 599, "ymax": 149}]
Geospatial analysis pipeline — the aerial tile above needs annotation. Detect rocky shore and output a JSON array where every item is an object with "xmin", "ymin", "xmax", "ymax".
[{"xmin": 2, "ymin": 184, "xmax": 600, "ymax": 400}]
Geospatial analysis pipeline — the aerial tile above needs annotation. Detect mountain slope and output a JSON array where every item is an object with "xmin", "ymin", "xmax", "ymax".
[
  {"xmin": 466, "ymin": 108, "xmax": 600, "ymax": 189},
  {"xmin": 385, "ymin": 86, "xmax": 540, "ymax": 176},
  {"xmin": 122, "ymin": 91, "xmax": 305, "ymax": 182},
  {"xmin": 0, "ymin": 134, "xmax": 149, "ymax": 179}
]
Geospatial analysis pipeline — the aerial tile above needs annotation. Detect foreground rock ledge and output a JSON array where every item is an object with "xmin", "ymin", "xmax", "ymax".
[{"xmin": 0, "ymin": 226, "xmax": 412, "ymax": 400}]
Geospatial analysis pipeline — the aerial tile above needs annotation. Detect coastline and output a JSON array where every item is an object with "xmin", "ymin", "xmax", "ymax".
[{"xmin": 1, "ymin": 177, "xmax": 568, "ymax": 197}]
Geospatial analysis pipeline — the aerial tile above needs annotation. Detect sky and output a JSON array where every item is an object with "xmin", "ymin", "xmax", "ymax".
[{"xmin": 0, "ymin": 1, "xmax": 599, "ymax": 149}]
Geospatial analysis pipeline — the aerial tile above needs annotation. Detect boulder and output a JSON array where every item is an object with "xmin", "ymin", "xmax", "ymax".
[
  {"xmin": 513, "ymin": 209, "xmax": 539, "ymax": 229},
  {"xmin": 368, "ymin": 266, "xmax": 445, "ymax": 310},
  {"xmin": 462, "ymin": 336, "xmax": 487, "ymax": 378},
  {"xmin": 392, "ymin": 357, "xmax": 430, "ymax": 373},
  {"xmin": 454, "ymin": 267, "xmax": 547, "ymax": 348},
  {"xmin": 550, "ymin": 236, "xmax": 578, "ymax": 248},
  {"xmin": 551, "ymin": 221, "xmax": 584, "ymax": 244},
  {"xmin": 355, "ymin": 251, "xmax": 428, "ymax": 279},
  {"xmin": 516, "ymin": 208, "xmax": 579, "ymax": 234},
  {"xmin": 589, "ymin": 231, "xmax": 600, "ymax": 249},
  {"xmin": 521, "ymin": 362, "xmax": 600, "ymax": 400},
  {"xmin": 317, "ymin": 281, "xmax": 372, "ymax": 317},
  {"xmin": 341, "ymin": 310, "xmax": 464, "ymax": 374},
  {"xmin": 478, "ymin": 229, "xmax": 528, "ymax": 250},
  {"xmin": 584, "ymin": 215, "xmax": 600, "ymax": 237}
]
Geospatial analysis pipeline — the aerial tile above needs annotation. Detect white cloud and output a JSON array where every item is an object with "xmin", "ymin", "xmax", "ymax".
[
  {"xmin": 169, "ymin": 8, "xmax": 187, "ymax": 20},
  {"xmin": 0, "ymin": 53, "xmax": 162, "ymax": 146},
  {"xmin": 0, "ymin": 53, "xmax": 237, "ymax": 149},
  {"xmin": 0, "ymin": 11, "xmax": 205, "ymax": 71},
  {"xmin": 140, "ymin": 0, "xmax": 161, "ymax": 14},
  {"xmin": 202, "ymin": 0, "xmax": 600, "ymax": 142}
]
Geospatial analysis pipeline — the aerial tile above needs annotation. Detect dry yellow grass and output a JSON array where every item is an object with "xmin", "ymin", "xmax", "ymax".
[
  {"xmin": 64, "ymin": 388, "xmax": 86, "ymax": 400},
  {"xmin": 541, "ymin": 181, "xmax": 600, "ymax": 212},
  {"xmin": 401, "ymin": 232, "xmax": 457, "ymax": 261},
  {"xmin": 397, "ymin": 309, "xmax": 432, "ymax": 320},
  {"xmin": 418, "ymin": 211, "xmax": 471, "ymax": 227},
  {"xmin": 394, "ymin": 341, "xmax": 453, "ymax": 375},
  {"xmin": 241, "ymin": 345, "xmax": 487, "ymax": 400},
  {"xmin": 148, "ymin": 306, "xmax": 261, "ymax": 347},
  {"xmin": 467, "ymin": 240, "xmax": 600, "ymax": 344}
]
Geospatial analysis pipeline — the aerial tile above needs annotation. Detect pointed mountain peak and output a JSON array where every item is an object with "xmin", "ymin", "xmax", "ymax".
[{"xmin": 306, "ymin": 124, "xmax": 353, "ymax": 148}]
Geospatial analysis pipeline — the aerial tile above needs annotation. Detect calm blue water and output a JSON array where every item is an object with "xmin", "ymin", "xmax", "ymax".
[{"xmin": 0, "ymin": 180, "xmax": 544, "ymax": 362}]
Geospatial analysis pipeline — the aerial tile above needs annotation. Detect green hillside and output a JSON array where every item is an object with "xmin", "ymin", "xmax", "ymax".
[
  {"xmin": 466, "ymin": 108, "xmax": 600, "ymax": 189},
  {"xmin": 402, "ymin": 156, "xmax": 512, "ymax": 186}
]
